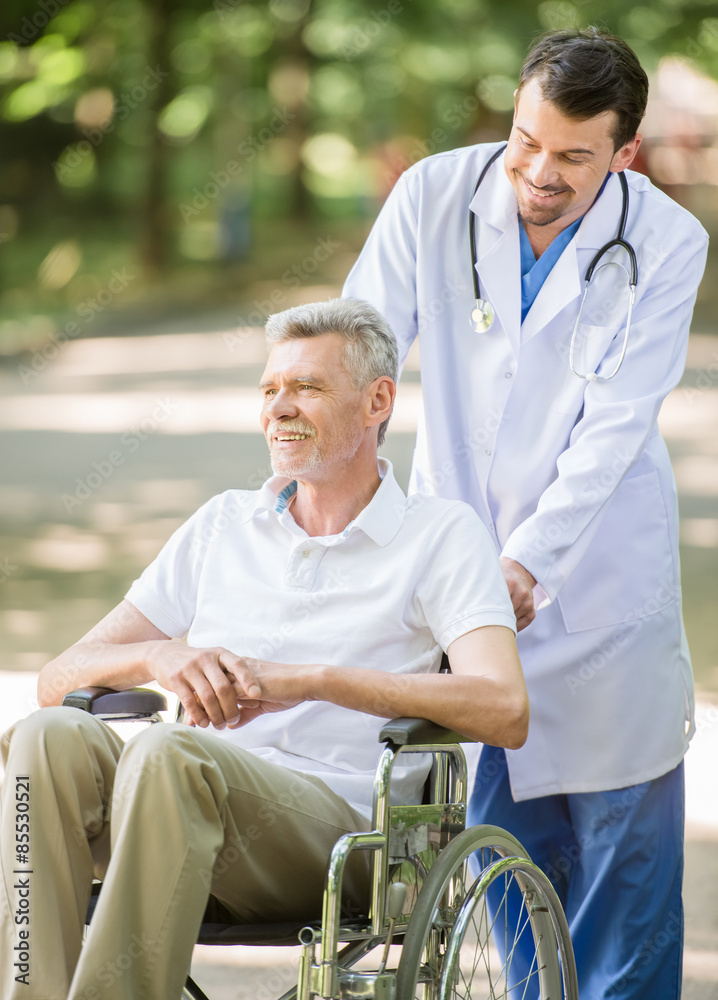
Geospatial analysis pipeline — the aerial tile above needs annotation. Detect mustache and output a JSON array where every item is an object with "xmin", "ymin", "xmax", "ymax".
[
  {"xmin": 267, "ymin": 421, "xmax": 316, "ymax": 437},
  {"xmin": 519, "ymin": 171, "xmax": 572, "ymax": 195}
]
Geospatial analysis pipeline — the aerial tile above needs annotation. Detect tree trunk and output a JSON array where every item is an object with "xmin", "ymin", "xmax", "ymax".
[{"xmin": 140, "ymin": 0, "xmax": 173, "ymax": 272}]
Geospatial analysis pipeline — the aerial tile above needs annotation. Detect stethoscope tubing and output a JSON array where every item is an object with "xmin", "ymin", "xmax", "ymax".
[
  {"xmin": 469, "ymin": 144, "xmax": 507, "ymax": 307},
  {"xmin": 469, "ymin": 145, "xmax": 638, "ymax": 381}
]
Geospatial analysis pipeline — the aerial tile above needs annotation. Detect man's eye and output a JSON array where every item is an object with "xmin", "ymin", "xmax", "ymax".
[{"xmin": 264, "ymin": 388, "xmax": 277, "ymax": 397}]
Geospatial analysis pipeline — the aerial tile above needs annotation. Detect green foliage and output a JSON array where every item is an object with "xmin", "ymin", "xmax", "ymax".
[{"xmin": 0, "ymin": 0, "xmax": 716, "ymax": 323}]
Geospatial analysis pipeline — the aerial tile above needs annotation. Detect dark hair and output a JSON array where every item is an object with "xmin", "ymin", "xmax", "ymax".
[{"xmin": 518, "ymin": 28, "xmax": 648, "ymax": 150}]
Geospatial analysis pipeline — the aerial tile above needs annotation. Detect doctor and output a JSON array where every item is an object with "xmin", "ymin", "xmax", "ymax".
[{"xmin": 343, "ymin": 27, "xmax": 708, "ymax": 1000}]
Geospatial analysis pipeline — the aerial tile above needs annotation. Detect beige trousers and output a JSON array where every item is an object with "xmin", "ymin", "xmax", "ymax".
[{"xmin": 0, "ymin": 707, "xmax": 371, "ymax": 1000}]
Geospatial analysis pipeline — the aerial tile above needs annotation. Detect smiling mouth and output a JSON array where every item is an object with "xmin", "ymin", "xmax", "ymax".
[
  {"xmin": 520, "ymin": 174, "xmax": 570, "ymax": 200},
  {"xmin": 275, "ymin": 433, "xmax": 311, "ymax": 441}
]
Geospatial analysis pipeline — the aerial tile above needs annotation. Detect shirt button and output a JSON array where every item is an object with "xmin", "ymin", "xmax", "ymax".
[
  {"xmin": 302, "ymin": 549, "xmax": 311, "ymax": 558},
  {"xmin": 485, "ymin": 449, "xmax": 492, "ymax": 456},
  {"xmin": 505, "ymin": 371, "xmax": 513, "ymax": 379}
]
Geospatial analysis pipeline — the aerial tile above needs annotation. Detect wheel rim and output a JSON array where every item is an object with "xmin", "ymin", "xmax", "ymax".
[
  {"xmin": 395, "ymin": 826, "xmax": 577, "ymax": 1000},
  {"xmin": 440, "ymin": 857, "xmax": 564, "ymax": 1000}
]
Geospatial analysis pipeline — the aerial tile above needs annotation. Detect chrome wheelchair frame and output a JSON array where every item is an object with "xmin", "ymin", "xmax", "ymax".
[{"xmin": 63, "ymin": 686, "xmax": 578, "ymax": 1000}]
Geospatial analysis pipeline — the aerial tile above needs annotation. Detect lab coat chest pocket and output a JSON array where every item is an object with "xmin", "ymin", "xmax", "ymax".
[
  {"xmin": 556, "ymin": 471, "xmax": 677, "ymax": 633},
  {"xmin": 536, "ymin": 318, "xmax": 618, "ymax": 418},
  {"xmin": 572, "ymin": 322, "xmax": 622, "ymax": 378},
  {"xmin": 547, "ymin": 323, "xmax": 617, "ymax": 416}
]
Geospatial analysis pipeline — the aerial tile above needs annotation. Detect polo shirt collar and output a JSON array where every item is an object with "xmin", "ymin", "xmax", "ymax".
[
  {"xmin": 250, "ymin": 475, "xmax": 296, "ymax": 517},
  {"xmin": 253, "ymin": 458, "xmax": 406, "ymax": 547},
  {"xmin": 350, "ymin": 458, "xmax": 406, "ymax": 547},
  {"xmin": 274, "ymin": 480, "xmax": 297, "ymax": 512}
]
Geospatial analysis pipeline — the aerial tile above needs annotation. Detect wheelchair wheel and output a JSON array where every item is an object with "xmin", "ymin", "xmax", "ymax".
[{"xmin": 395, "ymin": 825, "xmax": 577, "ymax": 1000}]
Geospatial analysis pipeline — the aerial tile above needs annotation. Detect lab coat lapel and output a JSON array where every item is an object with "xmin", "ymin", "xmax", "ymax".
[
  {"xmin": 521, "ymin": 172, "xmax": 625, "ymax": 342},
  {"xmin": 520, "ymin": 246, "xmax": 581, "ymax": 343},
  {"xmin": 469, "ymin": 157, "xmax": 521, "ymax": 358}
]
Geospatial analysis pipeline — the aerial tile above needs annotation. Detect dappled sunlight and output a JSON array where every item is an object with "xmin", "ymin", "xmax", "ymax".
[
  {"xmin": 0, "ymin": 385, "xmax": 423, "ymax": 433},
  {"xmin": 129, "ymin": 479, "xmax": 205, "ymax": 513},
  {"xmin": 88, "ymin": 501, "xmax": 135, "ymax": 531},
  {"xmin": 34, "ymin": 328, "xmax": 267, "ymax": 377},
  {"xmin": 673, "ymin": 457, "xmax": 718, "ymax": 496},
  {"xmin": 681, "ymin": 518, "xmax": 718, "ymax": 548},
  {"xmin": 0, "ymin": 7, "xmax": 716, "ymax": 988},
  {"xmin": 659, "ymin": 389, "xmax": 718, "ymax": 447},
  {"xmin": 25, "ymin": 526, "xmax": 109, "ymax": 571},
  {"xmin": 1, "ymin": 609, "xmax": 46, "ymax": 637}
]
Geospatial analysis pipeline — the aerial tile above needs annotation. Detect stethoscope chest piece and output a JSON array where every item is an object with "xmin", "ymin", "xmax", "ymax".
[
  {"xmin": 468, "ymin": 144, "xmax": 506, "ymax": 335},
  {"xmin": 470, "ymin": 299, "xmax": 495, "ymax": 333},
  {"xmin": 468, "ymin": 146, "xmax": 638, "ymax": 380}
]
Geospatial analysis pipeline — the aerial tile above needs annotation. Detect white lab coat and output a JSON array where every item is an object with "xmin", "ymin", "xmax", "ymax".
[{"xmin": 343, "ymin": 142, "xmax": 709, "ymax": 800}]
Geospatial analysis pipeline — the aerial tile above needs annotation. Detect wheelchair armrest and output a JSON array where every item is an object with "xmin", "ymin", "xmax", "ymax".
[
  {"xmin": 62, "ymin": 687, "xmax": 168, "ymax": 716},
  {"xmin": 379, "ymin": 717, "xmax": 475, "ymax": 747}
]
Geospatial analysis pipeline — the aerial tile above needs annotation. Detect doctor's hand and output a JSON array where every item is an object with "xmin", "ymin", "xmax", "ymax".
[{"xmin": 500, "ymin": 558, "xmax": 537, "ymax": 632}]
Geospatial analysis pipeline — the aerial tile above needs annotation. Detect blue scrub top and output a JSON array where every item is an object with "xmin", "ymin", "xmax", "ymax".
[
  {"xmin": 519, "ymin": 175, "xmax": 611, "ymax": 323},
  {"xmin": 519, "ymin": 217, "xmax": 582, "ymax": 323}
]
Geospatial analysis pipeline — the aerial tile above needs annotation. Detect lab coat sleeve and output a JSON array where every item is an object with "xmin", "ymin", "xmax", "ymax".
[
  {"xmin": 343, "ymin": 171, "xmax": 419, "ymax": 369},
  {"xmin": 501, "ymin": 229, "xmax": 709, "ymax": 602}
]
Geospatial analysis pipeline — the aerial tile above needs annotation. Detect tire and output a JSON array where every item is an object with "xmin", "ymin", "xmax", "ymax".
[{"xmin": 396, "ymin": 825, "xmax": 577, "ymax": 1000}]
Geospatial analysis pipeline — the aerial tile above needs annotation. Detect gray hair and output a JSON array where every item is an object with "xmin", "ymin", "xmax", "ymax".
[{"xmin": 265, "ymin": 298, "xmax": 398, "ymax": 445}]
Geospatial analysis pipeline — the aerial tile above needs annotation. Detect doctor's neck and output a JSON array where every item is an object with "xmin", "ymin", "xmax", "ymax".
[
  {"xmin": 518, "ymin": 212, "xmax": 580, "ymax": 259},
  {"xmin": 517, "ymin": 171, "xmax": 611, "ymax": 259}
]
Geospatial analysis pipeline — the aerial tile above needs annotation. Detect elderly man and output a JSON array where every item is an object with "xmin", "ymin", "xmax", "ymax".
[{"xmin": 0, "ymin": 298, "xmax": 526, "ymax": 1000}]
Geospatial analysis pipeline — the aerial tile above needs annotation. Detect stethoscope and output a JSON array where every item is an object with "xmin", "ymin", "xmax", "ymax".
[{"xmin": 469, "ymin": 144, "xmax": 638, "ymax": 382}]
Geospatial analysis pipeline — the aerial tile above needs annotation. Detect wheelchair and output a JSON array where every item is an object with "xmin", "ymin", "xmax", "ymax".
[{"xmin": 63, "ymin": 685, "xmax": 578, "ymax": 1000}]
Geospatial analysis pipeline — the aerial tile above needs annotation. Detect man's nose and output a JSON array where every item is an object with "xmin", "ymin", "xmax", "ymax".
[
  {"xmin": 264, "ymin": 387, "xmax": 298, "ymax": 419},
  {"xmin": 527, "ymin": 152, "xmax": 560, "ymax": 188}
]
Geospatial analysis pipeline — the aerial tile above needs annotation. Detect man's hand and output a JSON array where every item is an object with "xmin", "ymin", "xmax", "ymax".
[
  {"xmin": 36, "ymin": 601, "xmax": 309, "ymax": 723},
  {"xmin": 147, "ymin": 643, "xmax": 262, "ymax": 730},
  {"xmin": 500, "ymin": 557, "xmax": 537, "ymax": 632},
  {"xmin": 224, "ymin": 659, "xmax": 312, "ymax": 727}
]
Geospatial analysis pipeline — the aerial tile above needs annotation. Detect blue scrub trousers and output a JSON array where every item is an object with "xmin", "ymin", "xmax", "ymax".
[{"xmin": 468, "ymin": 746, "xmax": 685, "ymax": 1000}]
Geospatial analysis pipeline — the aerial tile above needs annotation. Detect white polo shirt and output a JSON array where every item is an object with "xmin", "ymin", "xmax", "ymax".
[{"xmin": 126, "ymin": 459, "xmax": 516, "ymax": 818}]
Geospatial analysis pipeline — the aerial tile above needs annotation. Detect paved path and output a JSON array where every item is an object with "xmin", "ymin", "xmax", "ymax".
[{"xmin": 0, "ymin": 317, "xmax": 716, "ymax": 996}]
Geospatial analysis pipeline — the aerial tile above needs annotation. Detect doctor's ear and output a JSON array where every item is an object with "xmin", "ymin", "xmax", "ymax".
[{"xmin": 610, "ymin": 133, "xmax": 642, "ymax": 173}]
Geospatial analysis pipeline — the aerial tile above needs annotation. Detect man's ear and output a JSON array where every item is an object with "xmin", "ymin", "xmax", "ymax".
[
  {"xmin": 364, "ymin": 376, "xmax": 396, "ymax": 430},
  {"xmin": 610, "ymin": 133, "xmax": 642, "ymax": 173}
]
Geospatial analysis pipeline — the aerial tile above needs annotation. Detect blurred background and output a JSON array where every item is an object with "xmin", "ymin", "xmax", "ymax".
[
  {"xmin": 0, "ymin": 0, "xmax": 716, "ymax": 691},
  {"xmin": 1, "ymin": 1, "xmax": 718, "ymax": 993},
  {"xmin": 0, "ymin": 0, "xmax": 718, "ymax": 694}
]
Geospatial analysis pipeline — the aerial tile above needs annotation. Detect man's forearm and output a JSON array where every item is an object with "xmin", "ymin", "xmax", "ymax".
[
  {"xmin": 319, "ymin": 667, "xmax": 527, "ymax": 748},
  {"xmin": 251, "ymin": 661, "xmax": 528, "ymax": 749},
  {"xmin": 37, "ymin": 641, "xmax": 162, "ymax": 707}
]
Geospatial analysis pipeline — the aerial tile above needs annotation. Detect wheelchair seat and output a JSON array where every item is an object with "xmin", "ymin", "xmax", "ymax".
[{"xmin": 65, "ymin": 686, "xmax": 578, "ymax": 1000}]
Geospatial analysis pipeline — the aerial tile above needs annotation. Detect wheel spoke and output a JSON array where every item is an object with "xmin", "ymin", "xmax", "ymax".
[
  {"xmin": 395, "ymin": 826, "xmax": 578, "ymax": 1000},
  {"xmin": 454, "ymin": 880, "xmax": 540, "ymax": 1000}
]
